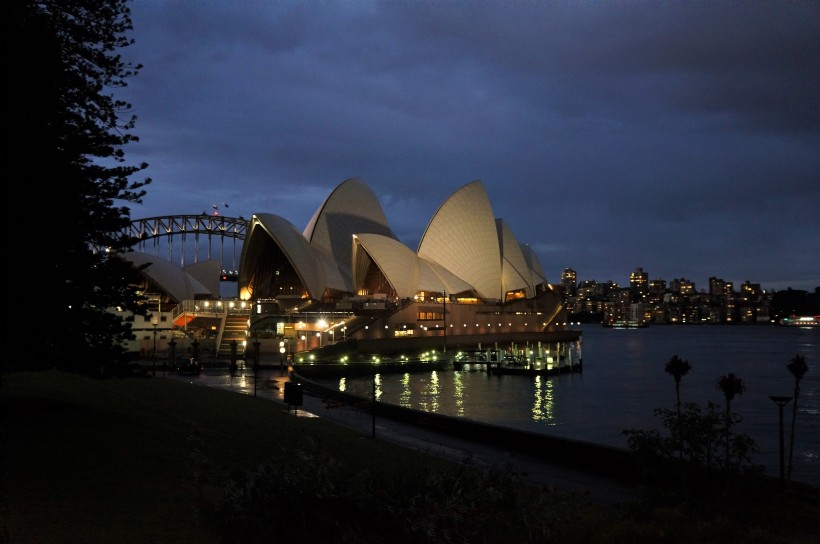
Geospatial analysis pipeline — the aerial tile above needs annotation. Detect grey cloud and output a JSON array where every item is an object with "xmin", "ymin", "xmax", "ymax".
[{"xmin": 120, "ymin": 0, "xmax": 819, "ymax": 292}]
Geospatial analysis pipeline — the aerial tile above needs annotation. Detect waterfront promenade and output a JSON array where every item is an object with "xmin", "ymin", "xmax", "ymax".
[
  {"xmin": 167, "ymin": 365, "xmax": 820, "ymax": 505},
  {"xmin": 168, "ymin": 366, "xmax": 641, "ymax": 504}
]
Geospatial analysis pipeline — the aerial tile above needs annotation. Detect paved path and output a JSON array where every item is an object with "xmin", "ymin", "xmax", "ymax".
[{"xmin": 166, "ymin": 367, "xmax": 642, "ymax": 505}]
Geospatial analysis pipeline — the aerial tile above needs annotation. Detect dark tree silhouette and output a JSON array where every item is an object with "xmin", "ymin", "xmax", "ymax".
[
  {"xmin": 717, "ymin": 372, "xmax": 745, "ymax": 468},
  {"xmin": 6, "ymin": 0, "xmax": 150, "ymax": 374},
  {"xmin": 786, "ymin": 354, "xmax": 808, "ymax": 482},
  {"xmin": 665, "ymin": 355, "xmax": 692, "ymax": 413}
]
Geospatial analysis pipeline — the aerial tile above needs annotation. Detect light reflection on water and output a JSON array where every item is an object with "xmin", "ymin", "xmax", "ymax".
[
  {"xmin": 311, "ymin": 325, "xmax": 819, "ymax": 486},
  {"xmin": 375, "ymin": 374, "xmax": 383, "ymax": 401},
  {"xmin": 532, "ymin": 375, "xmax": 556, "ymax": 424},
  {"xmin": 427, "ymin": 371, "xmax": 440, "ymax": 412},
  {"xmin": 454, "ymin": 371, "xmax": 464, "ymax": 416},
  {"xmin": 400, "ymin": 373, "xmax": 411, "ymax": 407}
]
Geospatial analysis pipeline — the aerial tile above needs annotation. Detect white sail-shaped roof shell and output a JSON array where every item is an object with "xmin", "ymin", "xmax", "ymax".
[
  {"xmin": 352, "ymin": 233, "xmax": 476, "ymax": 298},
  {"xmin": 498, "ymin": 219, "xmax": 535, "ymax": 297},
  {"xmin": 353, "ymin": 233, "xmax": 419, "ymax": 299},
  {"xmin": 240, "ymin": 213, "xmax": 326, "ymax": 300},
  {"xmin": 237, "ymin": 177, "xmax": 550, "ymax": 307},
  {"xmin": 313, "ymin": 244, "xmax": 351, "ymax": 293},
  {"xmin": 417, "ymin": 259, "xmax": 475, "ymax": 295},
  {"xmin": 185, "ymin": 260, "xmax": 222, "ymax": 297},
  {"xmin": 417, "ymin": 180, "xmax": 502, "ymax": 301},
  {"xmin": 123, "ymin": 251, "xmax": 217, "ymax": 303},
  {"xmin": 520, "ymin": 244, "xmax": 549, "ymax": 288},
  {"xmin": 304, "ymin": 177, "xmax": 396, "ymax": 292}
]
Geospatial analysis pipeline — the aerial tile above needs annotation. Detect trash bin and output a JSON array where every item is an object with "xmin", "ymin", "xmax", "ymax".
[{"xmin": 284, "ymin": 382, "xmax": 303, "ymax": 406}]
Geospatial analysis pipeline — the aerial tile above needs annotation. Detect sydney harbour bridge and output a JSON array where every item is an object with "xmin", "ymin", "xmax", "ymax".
[
  {"xmin": 126, "ymin": 214, "xmax": 256, "ymax": 361},
  {"xmin": 127, "ymin": 214, "xmax": 249, "ymax": 283}
]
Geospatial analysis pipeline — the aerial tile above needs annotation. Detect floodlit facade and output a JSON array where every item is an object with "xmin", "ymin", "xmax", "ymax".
[{"xmin": 238, "ymin": 178, "xmax": 579, "ymax": 360}]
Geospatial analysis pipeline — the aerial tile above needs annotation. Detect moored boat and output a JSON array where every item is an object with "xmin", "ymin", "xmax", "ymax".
[{"xmin": 602, "ymin": 320, "xmax": 648, "ymax": 329}]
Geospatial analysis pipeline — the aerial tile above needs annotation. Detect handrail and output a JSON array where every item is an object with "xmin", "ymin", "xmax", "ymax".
[{"xmin": 176, "ymin": 299, "xmax": 252, "ymax": 316}]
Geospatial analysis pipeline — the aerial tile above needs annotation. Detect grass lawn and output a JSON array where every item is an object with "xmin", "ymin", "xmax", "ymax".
[
  {"xmin": 2, "ymin": 370, "xmax": 818, "ymax": 544},
  {"xmin": 1, "ymin": 371, "xmax": 464, "ymax": 543}
]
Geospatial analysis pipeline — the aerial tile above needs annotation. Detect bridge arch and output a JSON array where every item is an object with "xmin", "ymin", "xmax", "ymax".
[{"xmin": 127, "ymin": 214, "xmax": 249, "ymax": 275}]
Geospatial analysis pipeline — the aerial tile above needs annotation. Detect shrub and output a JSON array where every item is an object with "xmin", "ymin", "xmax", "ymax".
[
  {"xmin": 623, "ymin": 401, "xmax": 762, "ymax": 503},
  {"xmin": 198, "ymin": 434, "xmax": 577, "ymax": 544}
]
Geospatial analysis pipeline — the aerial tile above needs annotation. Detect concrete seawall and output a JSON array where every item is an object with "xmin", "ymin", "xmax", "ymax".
[
  {"xmin": 292, "ymin": 369, "xmax": 820, "ymax": 503},
  {"xmin": 293, "ymin": 370, "xmax": 641, "ymax": 484}
]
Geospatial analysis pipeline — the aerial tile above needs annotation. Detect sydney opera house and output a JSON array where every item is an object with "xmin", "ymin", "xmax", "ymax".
[{"xmin": 125, "ymin": 178, "xmax": 580, "ymax": 364}]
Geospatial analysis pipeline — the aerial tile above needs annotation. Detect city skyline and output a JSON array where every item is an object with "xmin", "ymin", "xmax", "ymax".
[{"xmin": 560, "ymin": 267, "xmax": 818, "ymax": 294}]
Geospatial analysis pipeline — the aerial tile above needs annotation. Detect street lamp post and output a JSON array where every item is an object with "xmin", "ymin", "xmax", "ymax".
[
  {"xmin": 442, "ymin": 290, "xmax": 447, "ymax": 355},
  {"xmin": 372, "ymin": 372, "xmax": 377, "ymax": 438},
  {"xmin": 229, "ymin": 339, "xmax": 238, "ymax": 375},
  {"xmin": 770, "ymin": 395, "xmax": 793, "ymax": 492},
  {"xmin": 279, "ymin": 341, "xmax": 286, "ymax": 376},
  {"xmin": 191, "ymin": 338, "xmax": 200, "ymax": 371},
  {"xmin": 150, "ymin": 316, "xmax": 158, "ymax": 376},
  {"xmin": 252, "ymin": 338, "xmax": 261, "ymax": 397},
  {"xmin": 167, "ymin": 338, "xmax": 176, "ymax": 376}
]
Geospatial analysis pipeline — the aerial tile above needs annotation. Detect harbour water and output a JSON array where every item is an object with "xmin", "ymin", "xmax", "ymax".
[{"xmin": 311, "ymin": 324, "xmax": 820, "ymax": 487}]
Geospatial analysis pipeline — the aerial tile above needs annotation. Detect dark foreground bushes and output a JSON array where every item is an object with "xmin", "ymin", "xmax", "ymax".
[
  {"xmin": 3, "ymin": 370, "xmax": 819, "ymax": 544},
  {"xmin": 191, "ymin": 433, "xmax": 581, "ymax": 544}
]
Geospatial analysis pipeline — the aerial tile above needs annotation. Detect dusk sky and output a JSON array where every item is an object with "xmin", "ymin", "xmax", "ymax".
[{"xmin": 118, "ymin": 1, "xmax": 819, "ymax": 293}]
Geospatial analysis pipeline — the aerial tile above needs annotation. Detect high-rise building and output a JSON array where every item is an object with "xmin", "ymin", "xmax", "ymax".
[
  {"xmin": 630, "ymin": 267, "xmax": 648, "ymax": 298},
  {"xmin": 576, "ymin": 280, "xmax": 599, "ymax": 299},
  {"xmin": 561, "ymin": 268, "xmax": 577, "ymax": 295},
  {"xmin": 709, "ymin": 277, "xmax": 725, "ymax": 298},
  {"xmin": 648, "ymin": 279, "xmax": 666, "ymax": 293},
  {"xmin": 670, "ymin": 278, "xmax": 695, "ymax": 294},
  {"xmin": 741, "ymin": 281, "xmax": 761, "ymax": 298}
]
